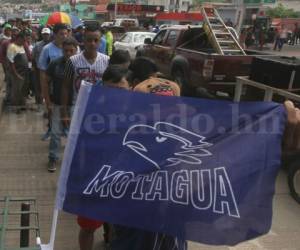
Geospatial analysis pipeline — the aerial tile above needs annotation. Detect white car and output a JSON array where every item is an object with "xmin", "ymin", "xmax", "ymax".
[
  {"xmin": 101, "ymin": 21, "xmax": 113, "ymax": 27},
  {"xmin": 114, "ymin": 32, "xmax": 156, "ymax": 59}
]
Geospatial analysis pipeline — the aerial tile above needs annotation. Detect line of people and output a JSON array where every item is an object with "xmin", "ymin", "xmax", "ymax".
[
  {"xmin": 0, "ymin": 20, "xmax": 38, "ymax": 111},
  {"xmin": 0, "ymin": 20, "xmax": 115, "ymax": 172},
  {"xmin": 272, "ymin": 23, "xmax": 299, "ymax": 51},
  {"xmin": 38, "ymin": 23, "xmax": 187, "ymax": 250},
  {"xmin": 239, "ymin": 23, "xmax": 300, "ymax": 51},
  {"xmin": 0, "ymin": 20, "xmax": 187, "ymax": 249},
  {"xmin": 0, "ymin": 20, "xmax": 114, "ymax": 113},
  {"xmin": 1, "ymin": 19, "xmax": 300, "ymax": 250}
]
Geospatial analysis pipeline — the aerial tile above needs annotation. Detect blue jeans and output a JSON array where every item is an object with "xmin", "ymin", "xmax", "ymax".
[
  {"xmin": 49, "ymin": 105, "xmax": 62, "ymax": 161},
  {"xmin": 274, "ymin": 37, "xmax": 285, "ymax": 50}
]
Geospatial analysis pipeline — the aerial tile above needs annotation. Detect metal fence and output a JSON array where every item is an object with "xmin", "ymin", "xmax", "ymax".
[
  {"xmin": 234, "ymin": 76, "xmax": 300, "ymax": 103},
  {"xmin": 0, "ymin": 197, "xmax": 41, "ymax": 250}
]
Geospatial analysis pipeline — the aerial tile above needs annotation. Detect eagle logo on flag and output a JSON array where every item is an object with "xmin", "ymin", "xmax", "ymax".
[{"xmin": 123, "ymin": 122, "xmax": 212, "ymax": 169}]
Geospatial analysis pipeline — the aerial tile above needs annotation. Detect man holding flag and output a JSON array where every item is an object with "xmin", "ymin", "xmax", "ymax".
[
  {"xmin": 52, "ymin": 45, "xmax": 300, "ymax": 249},
  {"xmin": 56, "ymin": 80, "xmax": 295, "ymax": 248},
  {"xmin": 35, "ymin": 47, "xmax": 300, "ymax": 250},
  {"xmin": 39, "ymin": 31, "xmax": 300, "ymax": 250}
]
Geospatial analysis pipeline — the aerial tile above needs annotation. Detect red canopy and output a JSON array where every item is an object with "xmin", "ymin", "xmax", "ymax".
[
  {"xmin": 96, "ymin": 4, "xmax": 108, "ymax": 13},
  {"xmin": 156, "ymin": 12, "xmax": 203, "ymax": 21}
]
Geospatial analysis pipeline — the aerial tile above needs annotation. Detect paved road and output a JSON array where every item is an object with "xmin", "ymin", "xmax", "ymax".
[
  {"xmin": 250, "ymin": 43, "xmax": 300, "ymax": 58},
  {"xmin": 273, "ymin": 44, "xmax": 300, "ymax": 57}
]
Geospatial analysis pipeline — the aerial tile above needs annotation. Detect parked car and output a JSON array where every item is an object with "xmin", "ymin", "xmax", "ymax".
[
  {"xmin": 83, "ymin": 19, "xmax": 100, "ymax": 28},
  {"xmin": 113, "ymin": 18, "xmax": 139, "ymax": 28},
  {"xmin": 114, "ymin": 31, "xmax": 156, "ymax": 59},
  {"xmin": 101, "ymin": 21, "xmax": 113, "ymax": 27}
]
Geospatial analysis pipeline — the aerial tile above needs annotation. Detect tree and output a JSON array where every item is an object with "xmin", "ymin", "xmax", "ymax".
[{"xmin": 266, "ymin": 3, "xmax": 300, "ymax": 18}]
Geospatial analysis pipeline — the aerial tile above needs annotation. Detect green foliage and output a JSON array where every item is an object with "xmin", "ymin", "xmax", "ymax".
[
  {"xmin": 192, "ymin": 0, "xmax": 232, "ymax": 7},
  {"xmin": 266, "ymin": 3, "xmax": 300, "ymax": 18}
]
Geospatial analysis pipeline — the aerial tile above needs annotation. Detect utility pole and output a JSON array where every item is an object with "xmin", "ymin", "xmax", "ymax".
[
  {"xmin": 234, "ymin": 0, "xmax": 245, "ymax": 35},
  {"xmin": 114, "ymin": 0, "xmax": 117, "ymax": 19}
]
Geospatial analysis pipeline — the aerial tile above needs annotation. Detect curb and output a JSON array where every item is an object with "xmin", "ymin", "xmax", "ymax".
[
  {"xmin": 0, "ymin": 94, "xmax": 3, "ymax": 120},
  {"xmin": 0, "ymin": 80, "xmax": 5, "ymax": 121}
]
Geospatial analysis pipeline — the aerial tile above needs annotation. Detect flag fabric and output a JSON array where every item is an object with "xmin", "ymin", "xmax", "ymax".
[{"xmin": 57, "ymin": 81, "xmax": 286, "ymax": 246}]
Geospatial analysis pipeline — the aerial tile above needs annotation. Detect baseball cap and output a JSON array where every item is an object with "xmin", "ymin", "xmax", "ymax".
[
  {"xmin": 24, "ymin": 29, "xmax": 32, "ymax": 36},
  {"xmin": 41, "ymin": 27, "xmax": 51, "ymax": 34},
  {"xmin": 4, "ymin": 23, "xmax": 12, "ymax": 29},
  {"xmin": 12, "ymin": 26, "xmax": 20, "ymax": 31}
]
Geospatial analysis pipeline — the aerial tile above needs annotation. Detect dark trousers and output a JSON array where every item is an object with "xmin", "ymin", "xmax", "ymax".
[
  {"xmin": 2, "ymin": 63, "xmax": 11, "ymax": 102},
  {"xmin": 290, "ymin": 34, "xmax": 298, "ymax": 45},
  {"xmin": 11, "ymin": 74, "xmax": 25, "ymax": 107},
  {"xmin": 274, "ymin": 38, "xmax": 285, "ymax": 50},
  {"xmin": 33, "ymin": 69, "xmax": 43, "ymax": 104}
]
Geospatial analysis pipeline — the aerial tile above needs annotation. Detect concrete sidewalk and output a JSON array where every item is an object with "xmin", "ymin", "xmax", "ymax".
[{"xmin": 0, "ymin": 109, "xmax": 83, "ymax": 249}]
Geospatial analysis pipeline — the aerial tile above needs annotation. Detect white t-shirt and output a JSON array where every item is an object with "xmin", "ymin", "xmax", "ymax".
[
  {"xmin": 7, "ymin": 43, "xmax": 25, "ymax": 63},
  {"xmin": 64, "ymin": 51, "xmax": 109, "ymax": 103},
  {"xmin": 280, "ymin": 29, "xmax": 288, "ymax": 39}
]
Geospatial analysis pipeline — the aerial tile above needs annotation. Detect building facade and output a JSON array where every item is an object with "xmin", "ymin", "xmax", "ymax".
[
  {"xmin": 121, "ymin": 0, "xmax": 193, "ymax": 12},
  {"xmin": 60, "ymin": 3, "xmax": 96, "ymax": 19}
]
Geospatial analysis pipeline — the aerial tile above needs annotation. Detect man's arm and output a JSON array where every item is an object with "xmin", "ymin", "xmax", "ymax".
[
  {"xmin": 283, "ymin": 101, "xmax": 300, "ymax": 152},
  {"xmin": 10, "ymin": 62, "xmax": 23, "ymax": 80},
  {"xmin": 31, "ymin": 44, "xmax": 38, "ymax": 70},
  {"xmin": 61, "ymin": 77, "xmax": 72, "ymax": 127},
  {"xmin": 38, "ymin": 46, "xmax": 52, "ymax": 112},
  {"xmin": 40, "ymin": 70, "xmax": 51, "ymax": 112},
  {"xmin": 61, "ymin": 59, "xmax": 75, "ymax": 128}
]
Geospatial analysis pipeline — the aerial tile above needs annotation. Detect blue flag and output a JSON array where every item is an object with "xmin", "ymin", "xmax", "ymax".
[{"xmin": 57, "ymin": 81, "xmax": 286, "ymax": 246}]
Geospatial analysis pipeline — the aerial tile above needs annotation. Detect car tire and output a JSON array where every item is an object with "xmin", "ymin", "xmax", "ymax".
[{"xmin": 288, "ymin": 159, "xmax": 300, "ymax": 204}]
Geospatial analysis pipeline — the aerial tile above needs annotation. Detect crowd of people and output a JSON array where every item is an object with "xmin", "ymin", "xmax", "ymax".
[
  {"xmin": 272, "ymin": 23, "xmax": 300, "ymax": 51},
  {"xmin": 0, "ymin": 19, "xmax": 114, "ymax": 110},
  {"xmin": 0, "ymin": 18, "xmax": 189, "ymax": 250},
  {"xmin": 1, "ymin": 17, "xmax": 300, "ymax": 250},
  {"xmin": 239, "ymin": 22, "xmax": 300, "ymax": 51},
  {"xmin": 287, "ymin": 23, "xmax": 300, "ymax": 46},
  {"xmin": 0, "ymin": 19, "xmax": 117, "ymax": 169}
]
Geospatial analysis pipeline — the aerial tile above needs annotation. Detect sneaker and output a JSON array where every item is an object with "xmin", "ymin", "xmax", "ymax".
[
  {"xmin": 62, "ymin": 127, "xmax": 69, "ymax": 137},
  {"xmin": 47, "ymin": 159, "xmax": 57, "ymax": 172},
  {"xmin": 41, "ymin": 128, "xmax": 51, "ymax": 141}
]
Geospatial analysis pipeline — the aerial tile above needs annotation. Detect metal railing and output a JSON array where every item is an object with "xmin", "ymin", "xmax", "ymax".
[
  {"xmin": 0, "ymin": 197, "xmax": 41, "ymax": 250},
  {"xmin": 234, "ymin": 76, "xmax": 300, "ymax": 103}
]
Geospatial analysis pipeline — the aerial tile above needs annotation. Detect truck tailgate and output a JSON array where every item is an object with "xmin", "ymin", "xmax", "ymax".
[{"xmin": 211, "ymin": 55, "xmax": 253, "ymax": 82}]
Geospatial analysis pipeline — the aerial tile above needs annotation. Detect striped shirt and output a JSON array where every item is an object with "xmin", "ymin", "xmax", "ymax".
[{"xmin": 64, "ymin": 52, "xmax": 109, "ymax": 103}]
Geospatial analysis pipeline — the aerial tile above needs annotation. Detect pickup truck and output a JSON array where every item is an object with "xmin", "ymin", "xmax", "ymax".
[{"xmin": 137, "ymin": 25, "xmax": 267, "ymax": 96}]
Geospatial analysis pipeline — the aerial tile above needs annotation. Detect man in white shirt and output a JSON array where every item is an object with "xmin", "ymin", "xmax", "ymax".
[
  {"xmin": 61, "ymin": 24, "xmax": 109, "ymax": 250},
  {"xmin": 278, "ymin": 24, "xmax": 288, "ymax": 51},
  {"xmin": 6, "ymin": 32, "xmax": 28, "ymax": 112},
  {"xmin": 62, "ymin": 24, "xmax": 109, "ymax": 121}
]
